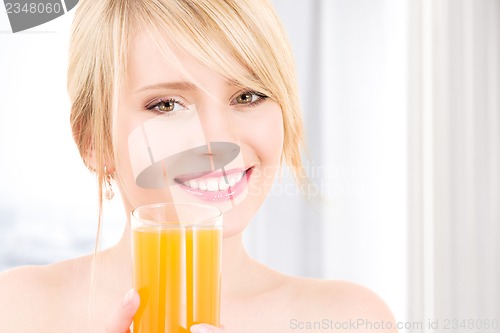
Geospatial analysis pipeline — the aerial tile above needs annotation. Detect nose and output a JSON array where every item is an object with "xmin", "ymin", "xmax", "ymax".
[
  {"xmin": 195, "ymin": 102, "xmax": 243, "ymax": 173},
  {"xmin": 195, "ymin": 101, "xmax": 238, "ymax": 144},
  {"xmin": 135, "ymin": 141, "xmax": 241, "ymax": 189},
  {"xmin": 192, "ymin": 142, "xmax": 241, "ymax": 169}
]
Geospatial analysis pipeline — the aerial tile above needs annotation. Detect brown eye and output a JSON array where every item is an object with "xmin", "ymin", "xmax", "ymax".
[
  {"xmin": 158, "ymin": 100, "xmax": 175, "ymax": 112},
  {"xmin": 236, "ymin": 92, "xmax": 254, "ymax": 104},
  {"xmin": 146, "ymin": 97, "xmax": 187, "ymax": 114},
  {"xmin": 231, "ymin": 91, "xmax": 268, "ymax": 107}
]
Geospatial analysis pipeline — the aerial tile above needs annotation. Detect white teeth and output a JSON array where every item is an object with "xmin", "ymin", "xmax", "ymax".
[
  {"xmin": 182, "ymin": 172, "xmax": 245, "ymax": 191},
  {"xmin": 219, "ymin": 177, "xmax": 229, "ymax": 190},
  {"xmin": 207, "ymin": 179, "xmax": 218, "ymax": 191},
  {"xmin": 228, "ymin": 176, "xmax": 236, "ymax": 187},
  {"xmin": 235, "ymin": 172, "xmax": 243, "ymax": 182}
]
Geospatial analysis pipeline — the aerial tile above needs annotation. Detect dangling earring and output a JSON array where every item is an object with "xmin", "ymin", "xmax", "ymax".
[{"xmin": 104, "ymin": 167, "xmax": 114, "ymax": 200}]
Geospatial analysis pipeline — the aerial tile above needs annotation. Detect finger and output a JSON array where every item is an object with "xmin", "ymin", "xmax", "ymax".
[
  {"xmin": 105, "ymin": 289, "xmax": 140, "ymax": 333},
  {"xmin": 190, "ymin": 323, "xmax": 225, "ymax": 333}
]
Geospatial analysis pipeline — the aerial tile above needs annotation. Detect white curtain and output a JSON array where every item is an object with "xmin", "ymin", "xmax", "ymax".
[{"xmin": 408, "ymin": 0, "xmax": 500, "ymax": 328}]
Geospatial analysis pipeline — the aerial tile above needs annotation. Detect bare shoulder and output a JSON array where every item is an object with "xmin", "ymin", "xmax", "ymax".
[
  {"xmin": 0, "ymin": 257, "xmax": 91, "ymax": 333},
  {"xmin": 284, "ymin": 277, "xmax": 397, "ymax": 332},
  {"xmin": 0, "ymin": 265, "xmax": 55, "ymax": 332}
]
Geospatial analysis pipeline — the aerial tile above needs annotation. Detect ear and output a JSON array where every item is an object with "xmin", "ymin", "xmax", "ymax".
[
  {"xmin": 83, "ymin": 146, "xmax": 97, "ymax": 172},
  {"xmin": 83, "ymin": 146, "xmax": 115, "ymax": 175}
]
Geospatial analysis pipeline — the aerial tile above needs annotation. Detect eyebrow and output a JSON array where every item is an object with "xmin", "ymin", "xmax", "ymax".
[{"xmin": 134, "ymin": 81, "xmax": 198, "ymax": 93}]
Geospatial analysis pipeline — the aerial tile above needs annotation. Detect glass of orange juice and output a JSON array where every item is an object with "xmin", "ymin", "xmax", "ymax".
[{"xmin": 131, "ymin": 202, "xmax": 222, "ymax": 333}]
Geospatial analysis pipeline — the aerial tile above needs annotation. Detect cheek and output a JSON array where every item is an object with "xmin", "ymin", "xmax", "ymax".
[
  {"xmin": 221, "ymin": 109, "xmax": 283, "ymax": 237},
  {"xmin": 113, "ymin": 110, "xmax": 174, "ymax": 210},
  {"xmin": 242, "ymin": 107, "xmax": 284, "ymax": 167},
  {"xmin": 261, "ymin": 111, "xmax": 284, "ymax": 164},
  {"xmin": 239, "ymin": 106, "xmax": 284, "ymax": 197}
]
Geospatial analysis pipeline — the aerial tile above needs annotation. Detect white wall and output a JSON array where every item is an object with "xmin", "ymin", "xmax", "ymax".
[{"xmin": 0, "ymin": 8, "xmax": 126, "ymax": 270}]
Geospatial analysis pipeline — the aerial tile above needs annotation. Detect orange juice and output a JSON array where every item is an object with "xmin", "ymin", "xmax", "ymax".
[{"xmin": 132, "ymin": 226, "xmax": 222, "ymax": 333}]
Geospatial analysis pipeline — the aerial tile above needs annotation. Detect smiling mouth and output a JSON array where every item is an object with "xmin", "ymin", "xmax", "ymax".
[{"xmin": 174, "ymin": 167, "xmax": 252, "ymax": 202}]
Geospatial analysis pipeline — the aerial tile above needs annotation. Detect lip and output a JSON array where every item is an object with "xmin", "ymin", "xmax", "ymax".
[{"xmin": 174, "ymin": 167, "xmax": 253, "ymax": 202}]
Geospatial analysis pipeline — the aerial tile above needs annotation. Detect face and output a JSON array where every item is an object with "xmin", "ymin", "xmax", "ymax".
[{"xmin": 113, "ymin": 31, "xmax": 284, "ymax": 237}]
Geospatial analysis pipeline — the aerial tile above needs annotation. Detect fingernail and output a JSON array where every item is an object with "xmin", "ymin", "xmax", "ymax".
[
  {"xmin": 122, "ymin": 289, "xmax": 135, "ymax": 306},
  {"xmin": 190, "ymin": 324, "xmax": 211, "ymax": 333}
]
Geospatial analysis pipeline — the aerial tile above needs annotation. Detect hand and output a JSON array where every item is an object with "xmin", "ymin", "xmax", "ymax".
[
  {"xmin": 105, "ymin": 289, "xmax": 140, "ymax": 333},
  {"xmin": 190, "ymin": 323, "xmax": 225, "ymax": 333}
]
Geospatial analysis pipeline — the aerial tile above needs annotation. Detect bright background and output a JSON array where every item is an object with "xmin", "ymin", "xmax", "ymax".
[{"xmin": 1, "ymin": 0, "xmax": 499, "ymax": 331}]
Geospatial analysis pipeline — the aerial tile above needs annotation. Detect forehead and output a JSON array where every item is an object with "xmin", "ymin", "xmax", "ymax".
[{"xmin": 126, "ymin": 30, "xmax": 243, "ymax": 93}]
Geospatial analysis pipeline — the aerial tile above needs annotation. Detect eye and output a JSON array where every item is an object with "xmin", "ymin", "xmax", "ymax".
[
  {"xmin": 145, "ymin": 98, "xmax": 187, "ymax": 114},
  {"xmin": 230, "ymin": 91, "xmax": 268, "ymax": 107}
]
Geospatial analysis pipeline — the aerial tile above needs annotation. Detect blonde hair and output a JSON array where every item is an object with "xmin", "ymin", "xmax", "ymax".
[{"xmin": 68, "ymin": 0, "xmax": 304, "ymax": 235}]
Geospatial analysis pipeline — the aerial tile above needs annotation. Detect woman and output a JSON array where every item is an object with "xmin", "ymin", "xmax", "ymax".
[{"xmin": 0, "ymin": 0, "xmax": 396, "ymax": 332}]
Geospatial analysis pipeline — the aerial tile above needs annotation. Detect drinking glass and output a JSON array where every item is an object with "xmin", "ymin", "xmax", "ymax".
[{"xmin": 131, "ymin": 202, "xmax": 222, "ymax": 333}]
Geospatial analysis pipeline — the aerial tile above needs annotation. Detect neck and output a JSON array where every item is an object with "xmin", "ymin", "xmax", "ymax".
[{"xmin": 220, "ymin": 233, "xmax": 256, "ymax": 297}]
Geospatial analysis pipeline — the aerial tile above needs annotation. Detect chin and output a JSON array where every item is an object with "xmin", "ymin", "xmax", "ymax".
[{"xmin": 219, "ymin": 195, "xmax": 265, "ymax": 238}]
